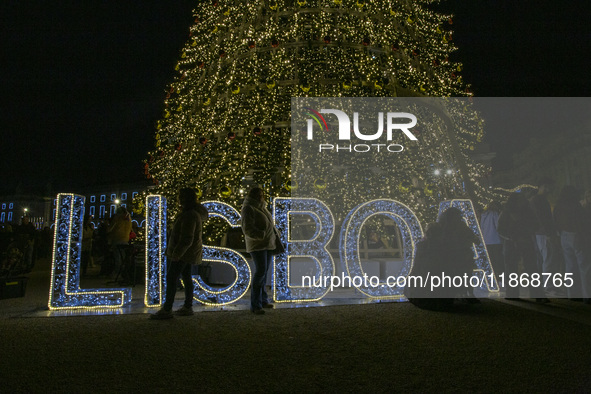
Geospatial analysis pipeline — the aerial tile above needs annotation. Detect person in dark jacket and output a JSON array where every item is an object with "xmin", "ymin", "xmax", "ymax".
[
  {"xmin": 438, "ymin": 207, "xmax": 479, "ymax": 302},
  {"xmin": 241, "ymin": 187, "xmax": 279, "ymax": 315},
  {"xmin": 553, "ymin": 185, "xmax": 591, "ymax": 302},
  {"xmin": 405, "ymin": 222, "xmax": 454, "ymax": 310},
  {"xmin": 151, "ymin": 188, "xmax": 209, "ymax": 319},
  {"xmin": 498, "ymin": 192, "xmax": 547, "ymax": 302},
  {"xmin": 530, "ymin": 178, "xmax": 560, "ymax": 294}
]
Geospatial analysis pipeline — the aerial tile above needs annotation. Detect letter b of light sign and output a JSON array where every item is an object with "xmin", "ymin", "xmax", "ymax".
[{"xmin": 273, "ymin": 198, "xmax": 336, "ymax": 302}]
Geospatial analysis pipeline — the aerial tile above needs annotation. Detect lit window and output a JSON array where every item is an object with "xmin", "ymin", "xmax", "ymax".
[
  {"xmin": 8, "ymin": 212, "xmax": 13, "ymax": 222},
  {"xmin": 9, "ymin": 203, "xmax": 13, "ymax": 209},
  {"xmin": 1, "ymin": 204, "xmax": 5, "ymax": 210},
  {"xmin": 89, "ymin": 206, "xmax": 95, "ymax": 216},
  {"xmin": 110, "ymin": 205, "xmax": 116, "ymax": 217},
  {"xmin": 132, "ymin": 192, "xmax": 138, "ymax": 199},
  {"xmin": 99, "ymin": 206, "xmax": 105, "ymax": 218},
  {"xmin": 121, "ymin": 203, "xmax": 126, "ymax": 208},
  {"xmin": 111, "ymin": 194, "xmax": 116, "ymax": 202},
  {"xmin": 90, "ymin": 196, "xmax": 96, "ymax": 203},
  {"xmin": 100, "ymin": 195, "xmax": 106, "ymax": 202},
  {"xmin": 121, "ymin": 193, "xmax": 127, "ymax": 201},
  {"xmin": 0, "ymin": 212, "xmax": 4, "ymax": 222}
]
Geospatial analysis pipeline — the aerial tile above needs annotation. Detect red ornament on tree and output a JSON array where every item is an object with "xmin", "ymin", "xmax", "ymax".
[
  {"xmin": 198, "ymin": 61, "xmax": 205, "ymax": 69},
  {"xmin": 227, "ymin": 132, "xmax": 236, "ymax": 140},
  {"xmin": 175, "ymin": 143, "xmax": 182, "ymax": 151},
  {"xmin": 253, "ymin": 127, "xmax": 262, "ymax": 136},
  {"xmin": 323, "ymin": 35, "xmax": 331, "ymax": 44},
  {"xmin": 362, "ymin": 37, "xmax": 371, "ymax": 46},
  {"xmin": 199, "ymin": 137, "xmax": 208, "ymax": 145},
  {"xmin": 248, "ymin": 40, "xmax": 256, "ymax": 49},
  {"xmin": 219, "ymin": 50, "xmax": 226, "ymax": 58},
  {"xmin": 271, "ymin": 39, "xmax": 279, "ymax": 48},
  {"xmin": 158, "ymin": 150, "xmax": 165, "ymax": 157}
]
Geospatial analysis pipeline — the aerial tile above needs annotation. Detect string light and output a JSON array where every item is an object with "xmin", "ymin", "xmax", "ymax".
[
  {"xmin": 193, "ymin": 201, "xmax": 251, "ymax": 305},
  {"xmin": 273, "ymin": 198, "xmax": 336, "ymax": 302},
  {"xmin": 144, "ymin": 195, "xmax": 167, "ymax": 307},
  {"xmin": 137, "ymin": 0, "xmax": 495, "ymax": 245},
  {"xmin": 48, "ymin": 194, "xmax": 132, "ymax": 310},
  {"xmin": 340, "ymin": 199, "xmax": 423, "ymax": 298}
]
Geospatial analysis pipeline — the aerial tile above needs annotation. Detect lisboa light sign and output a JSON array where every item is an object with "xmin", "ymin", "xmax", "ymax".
[{"xmin": 48, "ymin": 194, "xmax": 497, "ymax": 310}]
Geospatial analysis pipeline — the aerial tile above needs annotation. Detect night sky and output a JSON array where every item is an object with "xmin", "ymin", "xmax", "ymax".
[{"xmin": 1, "ymin": 0, "xmax": 590, "ymax": 194}]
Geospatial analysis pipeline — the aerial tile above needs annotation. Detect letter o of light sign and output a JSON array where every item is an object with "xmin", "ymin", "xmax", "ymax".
[{"xmin": 340, "ymin": 199, "xmax": 424, "ymax": 298}]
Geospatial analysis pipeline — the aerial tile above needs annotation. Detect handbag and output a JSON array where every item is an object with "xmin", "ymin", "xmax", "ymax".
[{"xmin": 271, "ymin": 227, "xmax": 286, "ymax": 255}]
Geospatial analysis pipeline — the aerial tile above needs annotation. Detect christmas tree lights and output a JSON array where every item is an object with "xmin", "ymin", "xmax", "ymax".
[{"xmin": 140, "ymin": 0, "xmax": 493, "ymax": 236}]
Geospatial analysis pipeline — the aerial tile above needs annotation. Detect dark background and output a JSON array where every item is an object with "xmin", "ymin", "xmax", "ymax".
[{"xmin": 1, "ymin": 0, "xmax": 589, "ymax": 194}]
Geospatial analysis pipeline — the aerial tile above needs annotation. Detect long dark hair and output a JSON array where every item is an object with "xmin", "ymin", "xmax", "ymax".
[
  {"xmin": 248, "ymin": 187, "xmax": 263, "ymax": 200},
  {"xmin": 556, "ymin": 185, "xmax": 580, "ymax": 206},
  {"xmin": 179, "ymin": 188, "xmax": 198, "ymax": 210}
]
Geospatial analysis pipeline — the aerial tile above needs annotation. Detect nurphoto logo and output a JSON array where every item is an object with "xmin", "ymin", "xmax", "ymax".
[{"xmin": 304, "ymin": 107, "xmax": 418, "ymax": 153}]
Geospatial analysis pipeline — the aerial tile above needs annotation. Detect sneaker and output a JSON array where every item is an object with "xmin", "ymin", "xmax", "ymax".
[
  {"xmin": 251, "ymin": 308, "xmax": 265, "ymax": 315},
  {"xmin": 262, "ymin": 303, "xmax": 274, "ymax": 309},
  {"xmin": 174, "ymin": 306, "xmax": 194, "ymax": 316},
  {"xmin": 150, "ymin": 309, "xmax": 173, "ymax": 320}
]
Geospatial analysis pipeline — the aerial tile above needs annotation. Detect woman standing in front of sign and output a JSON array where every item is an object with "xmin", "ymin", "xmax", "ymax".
[{"xmin": 241, "ymin": 187, "xmax": 279, "ymax": 315}]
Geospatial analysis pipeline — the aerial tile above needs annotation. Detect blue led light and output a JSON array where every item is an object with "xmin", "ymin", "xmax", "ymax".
[
  {"xmin": 273, "ymin": 198, "xmax": 335, "ymax": 302},
  {"xmin": 194, "ymin": 201, "xmax": 252, "ymax": 305},
  {"xmin": 437, "ymin": 200, "xmax": 499, "ymax": 292},
  {"xmin": 144, "ymin": 195, "xmax": 167, "ymax": 307},
  {"xmin": 340, "ymin": 199, "xmax": 424, "ymax": 299},
  {"xmin": 48, "ymin": 193, "xmax": 132, "ymax": 310}
]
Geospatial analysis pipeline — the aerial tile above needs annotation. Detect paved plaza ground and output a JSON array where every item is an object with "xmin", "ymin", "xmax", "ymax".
[{"xmin": 1, "ymin": 258, "xmax": 591, "ymax": 393}]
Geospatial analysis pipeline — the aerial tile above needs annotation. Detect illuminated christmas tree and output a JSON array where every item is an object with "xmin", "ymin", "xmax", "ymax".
[{"xmin": 141, "ymin": 0, "xmax": 492, "ymax": 233}]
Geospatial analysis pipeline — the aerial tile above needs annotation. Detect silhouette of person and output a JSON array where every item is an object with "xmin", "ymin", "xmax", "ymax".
[
  {"xmin": 241, "ymin": 187, "xmax": 279, "ymax": 315},
  {"xmin": 151, "ymin": 188, "xmax": 209, "ymax": 319}
]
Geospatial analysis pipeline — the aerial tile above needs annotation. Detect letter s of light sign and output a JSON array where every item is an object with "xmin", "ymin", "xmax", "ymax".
[{"xmin": 194, "ymin": 201, "xmax": 252, "ymax": 305}]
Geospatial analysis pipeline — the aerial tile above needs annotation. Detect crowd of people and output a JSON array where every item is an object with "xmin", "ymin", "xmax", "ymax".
[
  {"xmin": 0, "ymin": 207, "xmax": 140, "ymax": 282},
  {"xmin": 407, "ymin": 178, "xmax": 591, "ymax": 310},
  {"xmin": 0, "ymin": 217, "xmax": 52, "ymax": 276},
  {"xmin": 494, "ymin": 179, "xmax": 591, "ymax": 303}
]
